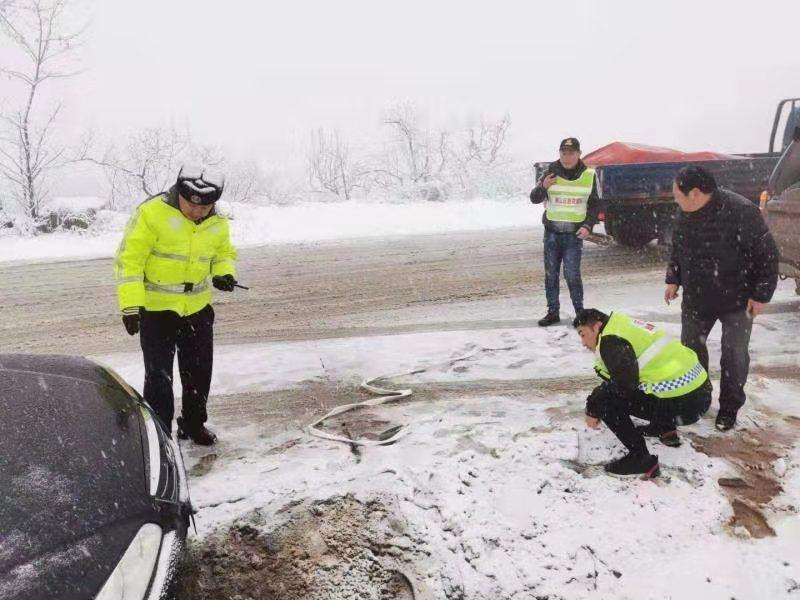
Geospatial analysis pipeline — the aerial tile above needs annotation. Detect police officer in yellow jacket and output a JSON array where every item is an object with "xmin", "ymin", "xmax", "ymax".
[
  {"xmin": 115, "ymin": 168, "xmax": 238, "ymax": 445},
  {"xmin": 574, "ymin": 309, "xmax": 712, "ymax": 477}
]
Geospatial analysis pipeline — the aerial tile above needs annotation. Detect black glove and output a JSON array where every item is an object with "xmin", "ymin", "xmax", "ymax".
[
  {"xmin": 122, "ymin": 310, "xmax": 140, "ymax": 336},
  {"xmin": 212, "ymin": 274, "xmax": 237, "ymax": 292}
]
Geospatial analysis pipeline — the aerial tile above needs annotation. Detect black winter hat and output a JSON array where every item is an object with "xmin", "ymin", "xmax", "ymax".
[
  {"xmin": 176, "ymin": 167, "xmax": 225, "ymax": 205},
  {"xmin": 675, "ymin": 165, "xmax": 717, "ymax": 195}
]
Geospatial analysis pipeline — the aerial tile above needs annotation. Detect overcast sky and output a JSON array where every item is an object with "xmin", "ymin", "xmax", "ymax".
[{"xmin": 9, "ymin": 0, "xmax": 800, "ymax": 194}]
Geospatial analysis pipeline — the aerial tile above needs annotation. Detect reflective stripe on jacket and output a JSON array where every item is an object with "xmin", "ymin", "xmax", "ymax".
[
  {"xmin": 114, "ymin": 196, "xmax": 237, "ymax": 316},
  {"xmin": 594, "ymin": 312, "xmax": 708, "ymax": 399}
]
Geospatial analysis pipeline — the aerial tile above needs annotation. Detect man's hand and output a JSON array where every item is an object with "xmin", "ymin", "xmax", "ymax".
[
  {"xmin": 747, "ymin": 298, "xmax": 767, "ymax": 318},
  {"xmin": 664, "ymin": 284, "xmax": 680, "ymax": 305},
  {"xmin": 585, "ymin": 416, "xmax": 600, "ymax": 430},
  {"xmin": 541, "ymin": 173, "xmax": 558, "ymax": 190},
  {"xmin": 212, "ymin": 274, "xmax": 237, "ymax": 292},
  {"xmin": 122, "ymin": 312, "xmax": 140, "ymax": 336},
  {"xmin": 576, "ymin": 226, "xmax": 591, "ymax": 240}
]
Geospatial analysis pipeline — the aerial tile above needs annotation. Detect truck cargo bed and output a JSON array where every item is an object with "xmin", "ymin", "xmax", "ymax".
[{"xmin": 597, "ymin": 156, "xmax": 778, "ymax": 205}]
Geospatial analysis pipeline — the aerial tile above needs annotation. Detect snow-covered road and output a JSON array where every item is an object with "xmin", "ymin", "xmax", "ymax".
[{"xmin": 6, "ymin": 204, "xmax": 799, "ymax": 599}]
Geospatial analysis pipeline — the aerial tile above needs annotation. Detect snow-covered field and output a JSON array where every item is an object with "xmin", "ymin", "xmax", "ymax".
[
  {"xmin": 0, "ymin": 199, "xmax": 539, "ymax": 264},
  {"xmin": 97, "ymin": 280, "xmax": 800, "ymax": 599}
]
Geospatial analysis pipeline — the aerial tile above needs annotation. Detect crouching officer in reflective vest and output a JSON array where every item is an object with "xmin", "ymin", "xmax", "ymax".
[
  {"xmin": 574, "ymin": 309, "xmax": 711, "ymax": 477},
  {"xmin": 114, "ymin": 168, "xmax": 239, "ymax": 445}
]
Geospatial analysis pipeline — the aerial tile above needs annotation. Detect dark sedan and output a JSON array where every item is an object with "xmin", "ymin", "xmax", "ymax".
[{"xmin": 0, "ymin": 354, "xmax": 193, "ymax": 600}]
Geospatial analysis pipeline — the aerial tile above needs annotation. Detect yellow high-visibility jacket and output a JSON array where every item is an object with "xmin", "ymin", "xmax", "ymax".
[
  {"xmin": 114, "ymin": 194, "xmax": 237, "ymax": 316},
  {"xmin": 595, "ymin": 312, "xmax": 707, "ymax": 399}
]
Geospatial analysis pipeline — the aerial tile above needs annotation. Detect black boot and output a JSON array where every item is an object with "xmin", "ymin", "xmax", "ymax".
[
  {"xmin": 538, "ymin": 311, "xmax": 560, "ymax": 327},
  {"xmin": 177, "ymin": 416, "xmax": 218, "ymax": 446},
  {"xmin": 604, "ymin": 452, "xmax": 659, "ymax": 478},
  {"xmin": 715, "ymin": 409, "xmax": 737, "ymax": 432},
  {"xmin": 635, "ymin": 423, "xmax": 681, "ymax": 448}
]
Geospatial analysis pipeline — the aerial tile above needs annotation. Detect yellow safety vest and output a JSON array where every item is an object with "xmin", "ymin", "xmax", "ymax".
[
  {"xmin": 545, "ymin": 168, "xmax": 595, "ymax": 223},
  {"xmin": 114, "ymin": 196, "xmax": 237, "ymax": 317},
  {"xmin": 595, "ymin": 312, "xmax": 707, "ymax": 399}
]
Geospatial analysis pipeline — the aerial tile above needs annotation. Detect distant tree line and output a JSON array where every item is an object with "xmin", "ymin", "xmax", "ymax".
[{"xmin": 0, "ymin": 1, "xmax": 525, "ymax": 234}]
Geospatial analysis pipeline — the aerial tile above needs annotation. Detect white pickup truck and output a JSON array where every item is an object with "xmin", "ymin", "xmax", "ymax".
[{"xmin": 764, "ymin": 124, "xmax": 800, "ymax": 294}]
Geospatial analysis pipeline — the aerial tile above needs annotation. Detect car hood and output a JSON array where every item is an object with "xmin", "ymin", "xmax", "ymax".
[
  {"xmin": 0, "ymin": 520, "xmax": 144, "ymax": 600},
  {"xmin": 0, "ymin": 355, "xmax": 155, "ymax": 585}
]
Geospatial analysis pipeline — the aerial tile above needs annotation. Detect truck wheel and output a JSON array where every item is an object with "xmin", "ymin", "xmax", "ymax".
[
  {"xmin": 656, "ymin": 212, "xmax": 675, "ymax": 245},
  {"xmin": 613, "ymin": 223, "xmax": 656, "ymax": 248},
  {"xmin": 605, "ymin": 206, "xmax": 658, "ymax": 248}
]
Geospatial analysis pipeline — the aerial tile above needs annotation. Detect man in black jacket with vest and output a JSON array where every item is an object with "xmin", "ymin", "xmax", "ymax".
[
  {"xmin": 530, "ymin": 138, "xmax": 601, "ymax": 327},
  {"xmin": 664, "ymin": 166, "xmax": 778, "ymax": 431},
  {"xmin": 576, "ymin": 309, "xmax": 712, "ymax": 477}
]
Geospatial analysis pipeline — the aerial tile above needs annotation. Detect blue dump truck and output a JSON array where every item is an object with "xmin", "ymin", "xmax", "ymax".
[{"xmin": 536, "ymin": 97, "xmax": 800, "ymax": 248}]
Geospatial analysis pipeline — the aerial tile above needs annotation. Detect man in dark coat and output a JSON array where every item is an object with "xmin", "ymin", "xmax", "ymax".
[{"xmin": 664, "ymin": 166, "xmax": 779, "ymax": 431}]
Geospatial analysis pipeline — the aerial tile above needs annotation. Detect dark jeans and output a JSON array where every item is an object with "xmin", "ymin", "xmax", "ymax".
[
  {"xmin": 140, "ymin": 305, "xmax": 215, "ymax": 433},
  {"xmin": 593, "ymin": 380, "xmax": 712, "ymax": 455},
  {"xmin": 681, "ymin": 308, "xmax": 753, "ymax": 414},
  {"xmin": 543, "ymin": 229, "xmax": 583, "ymax": 314}
]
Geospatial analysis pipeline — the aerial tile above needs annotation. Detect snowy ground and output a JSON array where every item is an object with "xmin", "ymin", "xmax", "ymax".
[
  {"xmin": 0, "ymin": 198, "xmax": 537, "ymax": 264},
  {"xmin": 96, "ymin": 280, "xmax": 800, "ymax": 600}
]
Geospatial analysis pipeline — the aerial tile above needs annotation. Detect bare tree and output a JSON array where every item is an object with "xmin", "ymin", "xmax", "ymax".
[
  {"xmin": 463, "ymin": 114, "xmax": 511, "ymax": 166},
  {"xmin": 0, "ymin": 0, "xmax": 83, "ymax": 221},
  {"xmin": 223, "ymin": 161, "xmax": 304, "ymax": 206},
  {"xmin": 445, "ymin": 113, "xmax": 513, "ymax": 194},
  {"xmin": 362, "ymin": 144, "xmax": 404, "ymax": 191},
  {"xmin": 90, "ymin": 126, "xmax": 190, "ymax": 206},
  {"xmin": 86, "ymin": 125, "xmax": 223, "ymax": 210},
  {"xmin": 339, "ymin": 106, "xmax": 515, "ymax": 199},
  {"xmin": 381, "ymin": 103, "xmax": 448, "ymax": 186},
  {"xmin": 306, "ymin": 128, "xmax": 361, "ymax": 200},
  {"xmin": 225, "ymin": 159, "xmax": 268, "ymax": 204}
]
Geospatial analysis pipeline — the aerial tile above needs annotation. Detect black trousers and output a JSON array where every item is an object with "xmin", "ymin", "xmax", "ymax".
[
  {"xmin": 681, "ymin": 308, "xmax": 753, "ymax": 414},
  {"xmin": 140, "ymin": 305, "xmax": 214, "ymax": 433},
  {"xmin": 593, "ymin": 380, "xmax": 712, "ymax": 455}
]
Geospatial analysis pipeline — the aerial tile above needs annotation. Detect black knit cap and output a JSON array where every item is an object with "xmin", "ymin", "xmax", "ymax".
[{"xmin": 675, "ymin": 165, "xmax": 718, "ymax": 195}]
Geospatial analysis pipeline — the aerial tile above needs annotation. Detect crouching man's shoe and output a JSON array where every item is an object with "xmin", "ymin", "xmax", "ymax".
[
  {"xmin": 635, "ymin": 423, "xmax": 681, "ymax": 448},
  {"xmin": 604, "ymin": 452, "xmax": 660, "ymax": 478},
  {"xmin": 715, "ymin": 410, "xmax": 737, "ymax": 432},
  {"xmin": 656, "ymin": 431, "xmax": 681, "ymax": 448},
  {"xmin": 177, "ymin": 417, "xmax": 218, "ymax": 446},
  {"xmin": 538, "ymin": 311, "xmax": 560, "ymax": 327}
]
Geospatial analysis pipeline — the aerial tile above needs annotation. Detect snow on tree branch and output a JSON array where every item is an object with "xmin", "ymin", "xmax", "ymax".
[{"xmin": 0, "ymin": 0, "xmax": 84, "ymax": 224}]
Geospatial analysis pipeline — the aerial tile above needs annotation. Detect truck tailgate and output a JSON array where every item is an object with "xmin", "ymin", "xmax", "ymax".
[{"xmin": 767, "ymin": 185, "xmax": 800, "ymax": 269}]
